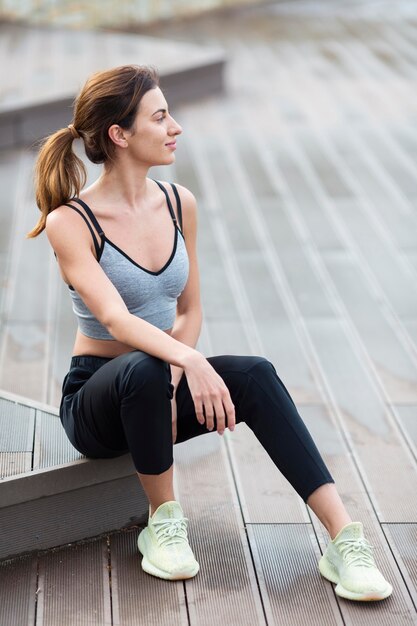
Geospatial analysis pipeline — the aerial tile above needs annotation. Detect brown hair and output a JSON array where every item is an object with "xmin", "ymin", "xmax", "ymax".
[{"xmin": 28, "ymin": 64, "xmax": 159, "ymax": 238}]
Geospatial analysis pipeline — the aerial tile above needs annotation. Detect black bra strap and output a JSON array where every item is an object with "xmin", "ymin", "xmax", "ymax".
[
  {"xmin": 63, "ymin": 204, "xmax": 101, "ymax": 258},
  {"xmin": 153, "ymin": 180, "xmax": 178, "ymax": 226},
  {"xmin": 170, "ymin": 183, "xmax": 183, "ymax": 233},
  {"xmin": 70, "ymin": 197, "xmax": 105, "ymax": 237}
]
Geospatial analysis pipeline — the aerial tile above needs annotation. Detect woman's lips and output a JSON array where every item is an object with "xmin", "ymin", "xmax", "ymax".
[{"xmin": 166, "ymin": 141, "xmax": 177, "ymax": 150}]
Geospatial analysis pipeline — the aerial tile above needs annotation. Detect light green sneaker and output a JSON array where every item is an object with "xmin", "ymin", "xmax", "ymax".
[
  {"xmin": 137, "ymin": 500, "xmax": 199, "ymax": 580},
  {"xmin": 319, "ymin": 522, "xmax": 392, "ymax": 601}
]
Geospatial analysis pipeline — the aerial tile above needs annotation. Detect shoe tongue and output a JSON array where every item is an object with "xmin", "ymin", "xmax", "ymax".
[
  {"xmin": 152, "ymin": 501, "xmax": 184, "ymax": 522},
  {"xmin": 335, "ymin": 522, "xmax": 364, "ymax": 541}
]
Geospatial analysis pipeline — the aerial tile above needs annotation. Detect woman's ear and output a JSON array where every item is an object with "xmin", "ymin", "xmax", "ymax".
[{"xmin": 108, "ymin": 124, "xmax": 129, "ymax": 148}]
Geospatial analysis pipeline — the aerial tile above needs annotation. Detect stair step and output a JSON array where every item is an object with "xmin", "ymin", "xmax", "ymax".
[
  {"xmin": 0, "ymin": 22, "xmax": 225, "ymax": 148},
  {"xmin": 0, "ymin": 390, "xmax": 148, "ymax": 560}
]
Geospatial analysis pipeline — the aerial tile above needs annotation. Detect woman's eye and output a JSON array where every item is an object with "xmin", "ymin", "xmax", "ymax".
[{"xmin": 157, "ymin": 116, "xmax": 165, "ymax": 123}]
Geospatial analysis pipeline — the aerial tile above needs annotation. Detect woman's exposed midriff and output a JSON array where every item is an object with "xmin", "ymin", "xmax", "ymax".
[{"xmin": 71, "ymin": 327, "xmax": 173, "ymax": 358}]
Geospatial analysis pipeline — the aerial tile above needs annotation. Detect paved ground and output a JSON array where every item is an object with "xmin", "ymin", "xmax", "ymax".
[{"xmin": 0, "ymin": 1, "xmax": 417, "ymax": 624}]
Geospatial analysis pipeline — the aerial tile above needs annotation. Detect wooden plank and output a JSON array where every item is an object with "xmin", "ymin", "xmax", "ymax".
[
  {"xmin": 272, "ymin": 131, "xmax": 346, "ymax": 252},
  {"xmin": 226, "ymin": 423, "xmax": 308, "ymax": 524},
  {"xmin": 36, "ymin": 539, "xmax": 112, "ymax": 626},
  {"xmin": 358, "ymin": 128, "xmax": 417, "ymax": 201},
  {"xmin": 249, "ymin": 524, "xmax": 343, "ymax": 626},
  {"xmin": 174, "ymin": 433, "xmax": 266, "ymax": 626},
  {"xmin": 306, "ymin": 317, "xmax": 417, "ymax": 523},
  {"xmin": 0, "ymin": 554, "xmax": 37, "ymax": 626},
  {"xmin": 330, "ymin": 132, "xmax": 417, "ymax": 251},
  {"xmin": 322, "ymin": 249, "xmax": 417, "ymax": 404},
  {"xmin": 392, "ymin": 405, "xmax": 417, "ymax": 447},
  {"xmin": 173, "ymin": 133, "xmax": 203, "ymax": 201},
  {"xmin": 204, "ymin": 138, "xmax": 260, "ymax": 253},
  {"xmin": 230, "ymin": 134, "xmax": 277, "ymax": 200},
  {"xmin": 110, "ymin": 530, "xmax": 188, "ymax": 626},
  {"xmin": 293, "ymin": 131, "xmax": 353, "ymax": 200},
  {"xmin": 253, "ymin": 203, "xmax": 335, "ymax": 319},
  {"xmin": 235, "ymin": 250, "xmax": 289, "ymax": 320},
  {"xmin": 253, "ymin": 319, "xmax": 324, "ymax": 405},
  {"xmin": 206, "ymin": 319, "xmax": 251, "ymax": 355},
  {"xmin": 301, "ymin": 399, "xmax": 417, "ymax": 623},
  {"xmin": 382, "ymin": 524, "xmax": 417, "ymax": 608}
]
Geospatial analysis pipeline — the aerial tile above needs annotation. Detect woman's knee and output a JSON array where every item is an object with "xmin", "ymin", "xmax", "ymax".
[
  {"xmin": 246, "ymin": 356, "xmax": 276, "ymax": 380},
  {"xmin": 207, "ymin": 354, "xmax": 271, "ymax": 377},
  {"xmin": 117, "ymin": 351, "xmax": 172, "ymax": 397}
]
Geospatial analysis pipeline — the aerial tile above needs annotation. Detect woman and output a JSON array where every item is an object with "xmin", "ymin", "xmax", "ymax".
[{"xmin": 28, "ymin": 65, "xmax": 391, "ymax": 601}]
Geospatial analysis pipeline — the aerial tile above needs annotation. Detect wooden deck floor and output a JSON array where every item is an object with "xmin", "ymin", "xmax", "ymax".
[{"xmin": 1, "ymin": 1, "xmax": 417, "ymax": 624}]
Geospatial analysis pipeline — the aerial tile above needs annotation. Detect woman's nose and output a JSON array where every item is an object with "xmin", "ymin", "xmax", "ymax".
[{"xmin": 170, "ymin": 118, "xmax": 182, "ymax": 135}]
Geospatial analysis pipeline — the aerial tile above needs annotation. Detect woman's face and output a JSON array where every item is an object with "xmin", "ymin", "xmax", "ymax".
[{"xmin": 121, "ymin": 86, "xmax": 182, "ymax": 166}]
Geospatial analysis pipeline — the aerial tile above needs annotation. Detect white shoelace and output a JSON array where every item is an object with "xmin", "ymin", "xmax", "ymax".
[
  {"xmin": 152, "ymin": 517, "xmax": 189, "ymax": 547},
  {"xmin": 336, "ymin": 537, "xmax": 375, "ymax": 568}
]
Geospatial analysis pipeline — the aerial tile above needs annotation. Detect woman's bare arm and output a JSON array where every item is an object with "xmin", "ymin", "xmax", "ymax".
[
  {"xmin": 46, "ymin": 204, "xmax": 235, "ymax": 433},
  {"xmin": 46, "ymin": 206, "xmax": 195, "ymax": 368}
]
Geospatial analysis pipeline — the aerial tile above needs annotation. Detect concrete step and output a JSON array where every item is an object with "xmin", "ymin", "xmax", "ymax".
[
  {"xmin": 0, "ymin": 390, "xmax": 148, "ymax": 560},
  {"xmin": 0, "ymin": 22, "xmax": 226, "ymax": 148}
]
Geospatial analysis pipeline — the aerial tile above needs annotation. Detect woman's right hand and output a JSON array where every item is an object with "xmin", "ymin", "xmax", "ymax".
[{"xmin": 182, "ymin": 351, "xmax": 236, "ymax": 436}]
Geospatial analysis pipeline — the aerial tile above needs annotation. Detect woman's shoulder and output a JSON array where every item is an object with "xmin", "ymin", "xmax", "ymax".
[
  {"xmin": 45, "ymin": 202, "xmax": 97, "ymax": 254},
  {"xmin": 154, "ymin": 180, "xmax": 197, "ymax": 211},
  {"xmin": 156, "ymin": 180, "xmax": 197, "ymax": 235}
]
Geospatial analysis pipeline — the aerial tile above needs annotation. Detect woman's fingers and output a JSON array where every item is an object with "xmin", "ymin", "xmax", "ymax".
[
  {"xmin": 183, "ymin": 353, "xmax": 236, "ymax": 434},
  {"xmin": 194, "ymin": 393, "xmax": 205, "ymax": 425},
  {"xmin": 212, "ymin": 396, "xmax": 225, "ymax": 434},
  {"xmin": 202, "ymin": 390, "xmax": 235, "ymax": 435},
  {"xmin": 223, "ymin": 393, "xmax": 236, "ymax": 432},
  {"xmin": 204, "ymin": 399, "xmax": 216, "ymax": 432}
]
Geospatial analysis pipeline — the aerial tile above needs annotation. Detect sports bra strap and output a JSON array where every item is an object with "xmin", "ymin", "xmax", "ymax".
[
  {"xmin": 63, "ymin": 204, "xmax": 101, "ymax": 258},
  {"xmin": 170, "ymin": 183, "xmax": 183, "ymax": 233},
  {"xmin": 70, "ymin": 197, "xmax": 105, "ymax": 237},
  {"xmin": 153, "ymin": 180, "xmax": 179, "ymax": 227}
]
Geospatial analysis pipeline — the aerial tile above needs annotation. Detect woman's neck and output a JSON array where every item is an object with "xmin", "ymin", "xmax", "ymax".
[{"xmin": 94, "ymin": 160, "xmax": 151, "ymax": 209}]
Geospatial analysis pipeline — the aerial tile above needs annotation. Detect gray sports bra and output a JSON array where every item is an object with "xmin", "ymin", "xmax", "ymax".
[{"xmin": 63, "ymin": 180, "xmax": 189, "ymax": 340}]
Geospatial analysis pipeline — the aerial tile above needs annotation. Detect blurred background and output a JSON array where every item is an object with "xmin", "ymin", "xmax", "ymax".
[{"xmin": 0, "ymin": 0, "xmax": 416, "ymax": 411}]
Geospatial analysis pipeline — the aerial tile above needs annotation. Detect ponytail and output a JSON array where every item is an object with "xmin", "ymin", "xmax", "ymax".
[
  {"xmin": 27, "ymin": 126, "xmax": 86, "ymax": 238},
  {"xmin": 28, "ymin": 65, "xmax": 159, "ymax": 238}
]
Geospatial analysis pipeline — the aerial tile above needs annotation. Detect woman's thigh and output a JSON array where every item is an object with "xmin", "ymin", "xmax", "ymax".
[{"xmin": 61, "ymin": 351, "xmax": 173, "ymax": 458}]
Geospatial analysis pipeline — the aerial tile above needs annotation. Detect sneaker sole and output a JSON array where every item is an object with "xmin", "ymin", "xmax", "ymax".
[
  {"xmin": 141, "ymin": 554, "xmax": 200, "ymax": 581},
  {"xmin": 319, "ymin": 556, "xmax": 393, "ymax": 602},
  {"xmin": 138, "ymin": 531, "xmax": 200, "ymax": 581}
]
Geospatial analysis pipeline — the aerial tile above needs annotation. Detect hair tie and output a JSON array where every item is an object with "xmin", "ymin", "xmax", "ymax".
[{"xmin": 67, "ymin": 124, "xmax": 80, "ymax": 139}]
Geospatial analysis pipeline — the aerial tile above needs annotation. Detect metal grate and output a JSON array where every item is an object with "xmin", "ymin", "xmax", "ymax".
[
  {"xmin": 0, "ymin": 398, "xmax": 35, "ymax": 452},
  {"xmin": 33, "ymin": 410, "xmax": 82, "ymax": 470}
]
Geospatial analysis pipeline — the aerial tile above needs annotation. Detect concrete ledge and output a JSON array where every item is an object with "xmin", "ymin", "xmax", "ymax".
[
  {"xmin": 0, "ymin": 23, "xmax": 226, "ymax": 149},
  {"xmin": 0, "ymin": 456, "xmax": 149, "ymax": 560},
  {"xmin": 0, "ymin": 473, "xmax": 148, "ymax": 560},
  {"xmin": 0, "ymin": 389, "xmax": 149, "ymax": 560}
]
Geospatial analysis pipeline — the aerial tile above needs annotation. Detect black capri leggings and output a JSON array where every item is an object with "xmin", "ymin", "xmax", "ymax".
[{"xmin": 60, "ymin": 351, "xmax": 334, "ymax": 503}]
